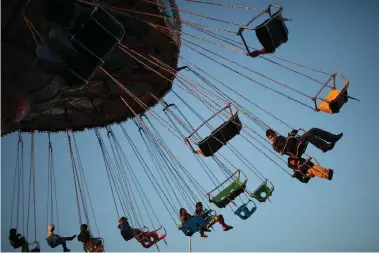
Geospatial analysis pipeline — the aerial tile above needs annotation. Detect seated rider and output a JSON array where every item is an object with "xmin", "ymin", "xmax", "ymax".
[
  {"xmin": 118, "ymin": 217, "xmax": 145, "ymax": 242},
  {"xmin": 288, "ymin": 157, "xmax": 333, "ymax": 183},
  {"xmin": 180, "ymin": 208, "xmax": 208, "ymax": 239},
  {"xmin": 9, "ymin": 228, "xmax": 28, "ymax": 249},
  {"xmin": 46, "ymin": 224, "xmax": 76, "ymax": 252},
  {"xmin": 78, "ymin": 224, "xmax": 102, "ymax": 251},
  {"xmin": 266, "ymin": 128, "xmax": 343, "ymax": 158},
  {"xmin": 194, "ymin": 202, "xmax": 233, "ymax": 231}
]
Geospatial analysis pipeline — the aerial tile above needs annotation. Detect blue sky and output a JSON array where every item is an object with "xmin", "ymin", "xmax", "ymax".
[{"xmin": 2, "ymin": 0, "xmax": 379, "ymax": 251}]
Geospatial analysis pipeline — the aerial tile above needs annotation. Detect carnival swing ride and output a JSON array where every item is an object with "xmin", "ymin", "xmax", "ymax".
[{"xmin": 2, "ymin": 0, "xmax": 358, "ymax": 251}]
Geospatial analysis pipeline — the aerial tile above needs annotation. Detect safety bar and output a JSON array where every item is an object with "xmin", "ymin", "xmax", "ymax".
[
  {"xmin": 311, "ymin": 73, "xmax": 349, "ymax": 111},
  {"xmin": 185, "ymin": 103, "xmax": 238, "ymax": 153},
  {"xmin": 237, "ymin": 4, "xmax": 284, "ymax": 56},
  {"xmin": 206, "ymin": 169, "xmax": 248, "ymax": 201}
]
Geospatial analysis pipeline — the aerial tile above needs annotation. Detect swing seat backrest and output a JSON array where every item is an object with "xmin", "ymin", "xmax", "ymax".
[
  {"xmin": 234, "ymin": 201, "xmax": 257, "ymax": 220},
  {"xmin": 252, "ymin": 181, "xmax": 274, "ymax": 202},
  {"xmin": 255, "ymin": 10, "xmax": 288, "ymax": 53},
  {"xmin": 59, "ymin": 6, "xmax": 124, "ymax": 86},
  {"xmin": 318, "ymin": 86, "xmax": 348, "ymax": 114},
  {"xmin": 180, "ymin": 215, "xmax": 209, "ymax": 236},
  {"xmin": 197, "ymin": 113, "xmax": 242, "ymax": 157},
  {"xmin": 211, "ymin": 180, "xmax": 247, "ymax": 208}
]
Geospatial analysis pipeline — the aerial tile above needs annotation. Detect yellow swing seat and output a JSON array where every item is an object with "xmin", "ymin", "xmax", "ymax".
[{"xmin": 313, "ymin": 74, "xmax": 350, "ymax": 114}]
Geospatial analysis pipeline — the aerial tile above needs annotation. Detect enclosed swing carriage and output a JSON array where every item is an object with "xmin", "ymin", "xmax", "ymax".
[{"xmin": 237, "ymin": 4, "xmax": 290, "ymax": 57}]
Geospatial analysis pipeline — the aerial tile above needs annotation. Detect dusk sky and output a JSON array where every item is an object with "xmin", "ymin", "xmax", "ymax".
[{"xmin": 2, "ymin": 0, "xmax": 379, "ymax": 252}]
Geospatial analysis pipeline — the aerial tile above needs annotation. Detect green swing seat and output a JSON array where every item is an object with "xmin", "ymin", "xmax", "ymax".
[
  {"xmin": 208, "ymin": 170, "xmax": 248, "ymax": 208},
  {"xmin": 252, "ymin": 180, "xmax": 274, "ymax": 202}
]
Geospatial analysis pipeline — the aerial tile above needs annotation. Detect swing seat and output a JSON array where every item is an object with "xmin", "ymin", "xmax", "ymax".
[
  {"xmin": 83, "ymin": 238, "xmax": 104, "ymax": 252},
  {"xmin": 179, "ymin": 214, "xmax": 214, "ymax": 236},
  {"xmin": 136, "ymin": 227, "xmax": 167, "ymax": 248},
  {"xmin": 237, "ymin": 4, "xmax": 288, "ymax": 56},
  {"xmin": 252, "ymin": 180, "xmax": 274, "ymax": 202},
  {"xmin": 211, "ymin": 180, "xmax": 247, "ymax": 208},
  {"xmin": 50, "ymin": 6, "xmax": 124, "ymax": 86},
  {"xmin": 197, "ymin": 113, "xmax": 242, "ymax": 157},
  {"xmin": 255, "ymin": 9, "xmax": 288, "ymax": 54},
  {"xmin": 234, "ymin": 201, "xmax": 257, "ymax": 220},
  {"xmin": 27, "ymin": 242, "xmax": 40, "ymax": 252},
  {"xmin": 208, "ymin": 169, "xmax": 248, "ymax": 208},
  {"xmin": 317, "ymin": 87, "xmax": 348, "ymax": 114},
  {"xmin": 186, "ymin": 103, "xmax": 242, "ymax": 157},
  {"xmin": 313, "ymin": 74, "xmax": 350, "ymax": 114}
]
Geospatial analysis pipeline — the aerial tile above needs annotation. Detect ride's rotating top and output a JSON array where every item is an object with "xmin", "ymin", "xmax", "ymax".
[{"xmin": 1, "ymin": 0, "xmax": 181, "ymax": 136}]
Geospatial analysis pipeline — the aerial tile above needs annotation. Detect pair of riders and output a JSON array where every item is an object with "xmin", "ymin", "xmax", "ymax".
[
  {"xmin": 180, "ymin": 202, "xmax": 233, "ymax": 239},
  {"xmin": 266, "ymin": 127, "xmax": 343, "ymax": 182},
  {"xmin": 46, "ymin": 223, "xmax": 102, "ymax": 252}
]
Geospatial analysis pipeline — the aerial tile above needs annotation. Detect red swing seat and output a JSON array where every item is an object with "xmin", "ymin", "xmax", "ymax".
[{"xmin": 135, "ymin": 227, "xmax": 167, "ymax": 249}]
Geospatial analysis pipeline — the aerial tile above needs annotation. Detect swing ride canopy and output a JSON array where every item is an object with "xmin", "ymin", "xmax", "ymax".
[{"xmin": 1, "ymin": 0, "xmax": 181, "ymax": 136}]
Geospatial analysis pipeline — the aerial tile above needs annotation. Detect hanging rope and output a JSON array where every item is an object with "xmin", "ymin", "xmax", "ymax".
[
  {"xmin": 122, "ymin": 47, "xmax": 289, "ymax": 179},
  {"xmin": 47, "ymin": 133, "xmax": 61, "ymax": 234},
  {"xmin": 26, "ymin": 132, "xmax": 37, "ymax": 242},
  {"xmin": 66, "ymin": 130, "xmax": 84, "ymax": 225},
  {"xmin": 140, "ymin": 0, "xmax": 246, "ymax": 27},
  {"xmin": 11, "ymin": 133, "xmax": 24, "ymax": 232},
  {"xmin": 119, "ymin": 124, "xmax": 182, "ymax": 223},
  {"xmin": 187, "ymin": 23, "xmax": 333, "ymax": 86},
  {"xmin": 181, "ymin": 40, "xmax": 314, "ymax": 110},
  {"xmin": 180, "ymin": 58, "xmax": 294, "ymax": 129},
  {"xmin": 72, "ymin": 132, "xmax": 100, "ymax": 236},
  {"xmin": 125, "ymin": 45, "xmax": 292, "ymax": 177},
  {"xmin": 183, "ymin": 0, "xmax": 266, "ymax": 11},
  {"xmin": 107, "ymin": 126, "xmax": 167, "ymax": 229},
  {"xmin": 95, "ymin": 128, "xmax": 122, "ymax": 218}
]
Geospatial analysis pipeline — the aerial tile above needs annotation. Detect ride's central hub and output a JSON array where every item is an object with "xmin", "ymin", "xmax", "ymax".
[{"xmin": 1, "ymin": 0, "xmax": 181, "ymax": 136}]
